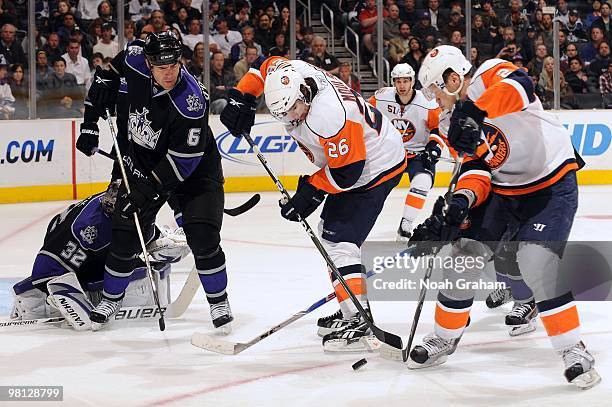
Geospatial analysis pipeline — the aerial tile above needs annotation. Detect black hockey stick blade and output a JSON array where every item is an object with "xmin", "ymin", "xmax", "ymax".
[{"xmin": 223, "ymin": 194, "xmax": 261, "ymax": 216}]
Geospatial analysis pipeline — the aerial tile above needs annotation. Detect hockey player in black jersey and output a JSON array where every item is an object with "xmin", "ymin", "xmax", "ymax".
[{"xmin": 75, "ymin": 31, "xmax": 233, "ymax": 332}]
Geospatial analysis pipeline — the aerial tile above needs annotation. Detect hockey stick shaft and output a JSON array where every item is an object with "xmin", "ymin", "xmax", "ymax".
[
  {"xmin": 406, "ymin": 150, "xmax": 456, "ymax": 164},
  {"xmin": 164, "ymin": 266, "xmax": 199, "ymax": 318},
  {"xmin": 241, "ymin": 133, "xmax": 403, "ymax": 349},
  {"xmin": 401, "ymin": 154, "xmax": 464, "ymax": 361},
  {"xmin": 105, "ymin": 110, "xmax": 166, "ymax": 331}
]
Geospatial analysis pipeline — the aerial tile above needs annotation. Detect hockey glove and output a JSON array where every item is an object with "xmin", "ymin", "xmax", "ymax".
[
  {"xmin": 447, "ymin": 100, "xmax": 486, "ymax": 156},
  {"xmin": 419, "ymin": 139, "xmax": 442, "ymax": 176},
  {"xmin": 120, "ymin": 178, "xmax": 161, "ymax": 218},
  {"xmin": 279, "ymin": 175, "xmax": 326, "ymax": 222},
  {"xmin": 87, "ymin": 66, "xmax": 120, "ymax": 119},
  {"xmin": 76, "ymin": 122, "xmax": 100, "ymax": 156},
  {"xmin": 220, "ymin": 88, "xmax": 257, "ymax": 137}
]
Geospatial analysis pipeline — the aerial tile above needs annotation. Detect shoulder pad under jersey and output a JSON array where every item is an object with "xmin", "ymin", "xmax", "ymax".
[
  {"xmin": 70, "ymin": 195, "xmax": 112, "ymax": 252},
  {"xmin": 168, "ymin": 68, "xmax": 208, "ymax": 119},
  {"xmin": 125, "ymin": 40, "xmax": 151, "ymax": 78}
]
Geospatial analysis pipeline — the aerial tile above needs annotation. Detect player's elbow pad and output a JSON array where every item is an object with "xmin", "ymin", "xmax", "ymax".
[{"xmin": 329, "ymin": 160, "xmax": 365, "ymax": 189}]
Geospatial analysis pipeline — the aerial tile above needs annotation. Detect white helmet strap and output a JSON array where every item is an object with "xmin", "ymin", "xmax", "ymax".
[{"xmin": 442, "ymin": 73, "xmax": 464, "ymax": 101}]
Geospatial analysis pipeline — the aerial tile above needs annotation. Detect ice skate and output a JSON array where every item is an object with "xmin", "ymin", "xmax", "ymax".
[
  {"xmin": 406, "ymin": 333, "xmax": 460, "ymax": 369},
  {"xmin": 90, "ymin": 298, "xmax": 123, "ymax": 331},
  {"xmin": 485, "ymin": 287, "xmax": 512, "ymax": 309},
  {"xmin": 505, "ymin": 300, "xmax": 537, "ymax": 336},
  {"xmin": 210, "ymin": 298, "xmax": 233, "ymax": 335},
  {"xmin": 316, "ymin": 309, "xmax": 347, "ymax": 337},
  {"xmin": 322, "ymin": 311, "xmax": 377, "ymax": 352},
  {"xmin": 560, "ymin": 341, "xmax": 601, "ymax": 390},
  {"xmin": 396, "ymin": 218, "xmax": 413, "ymax": 242}
]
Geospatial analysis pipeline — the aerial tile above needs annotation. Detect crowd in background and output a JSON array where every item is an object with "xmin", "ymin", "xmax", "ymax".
[{"xmin": 0, "ymin": 0, "xmax": 610, "ymax": 119}]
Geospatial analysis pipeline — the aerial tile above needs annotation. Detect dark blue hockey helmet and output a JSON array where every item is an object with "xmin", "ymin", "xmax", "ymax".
[{"xmin": 144, "ymin": 30, "xmax": 182, "ymax": 66}]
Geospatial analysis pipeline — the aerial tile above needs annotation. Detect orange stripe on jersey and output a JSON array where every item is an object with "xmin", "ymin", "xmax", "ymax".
[
  {"xmin": 434, "ymin": 304, "xmax": 470, "ymax": 330},
  {"xmin": 366, "ymin": 158, "xmax": 407, "ymax": 190},
  {"xmin": 236, "ymin": 71, "xmax": 265, "ymax": 97},
  {"xmin": 427, "ymin": 107, "xmax": 441, "ymax": 131},
  {"xmin": 334, "ymin": 277, "xmax": 367, "ymax": 302},
  {"xmin": 368, "ymin": 95, "xmax": 377, "ymax": 107},
  {"xmin": 540, "ymin": 305, "xmax": 580, "ymax": 337},
  {"xmin": 405, "ymin": 194, "xmax": 426, "ymax": 209},
  {"xmin": 319, "ymin": 120, "xmax": 367, "ymax": 169},
  {"xmin": 457, "ymin": 174, "xmax": 491, "ymax": 207},
  {"xmin": 479, "ymin": 61, "xmax": 518, "ymax": 88},
  {"xmin": 308, "ymin": 168, "xmax": 342, "ymax": 194},
  {"xmin": 475, "ymin": 81, "xmax": 527, "ymax": 119},
  {"xmin": 493, "ymin": 162, "xmax": 578, "ymax": 196}
]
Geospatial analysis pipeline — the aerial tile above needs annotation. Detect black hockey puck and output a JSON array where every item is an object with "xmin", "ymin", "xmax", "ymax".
[{"xmin": 352, "ymin": 358, "xmax": 367, "ymax": 371}]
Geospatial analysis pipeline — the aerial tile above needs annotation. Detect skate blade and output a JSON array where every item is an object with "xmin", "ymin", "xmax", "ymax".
[
  {"xmin": 323, "ymin": 337, "xmax": 378, "ymax": 353},
  {"xmin": 91, "ymin": 321, "xmax": 107, "ymax": 331},
  {"xmin": 572, "ymin": 368, "xmax": 602, "ymax": 390},
  {"xmin": 508, "ymin": 322, "xmax": 536, "ymax": 337},
  {"xmin": 406, "ymin": 354, "xmax": 448, "ymax": 370},
  {"xmin": 215, "ymin": 322, "xmax": 232, "ymax": 336}
]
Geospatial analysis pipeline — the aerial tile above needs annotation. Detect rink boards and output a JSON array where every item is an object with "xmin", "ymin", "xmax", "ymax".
[{"xmin": 0, "ymin": 111, "xmax": 610, "ymax": 203}]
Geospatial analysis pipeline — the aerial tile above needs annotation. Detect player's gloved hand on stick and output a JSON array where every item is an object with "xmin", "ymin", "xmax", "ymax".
[
  {"xmin": 220, "ymin": 88, "xmax": 257, "ymax": 137},
  {"xmin": 279, "ymin": 175, "xmax": 325, "ymax": 222},
  {"xmin": 88, "ymin": 66, "xmax": 120, "ymax": 119},
  {"xmin": 120, "ymin": 178, "xmax": 160, "ymax": 218},
  {"xmin": 447, "ymin": 100, "xmax": 486, "ymax": 156},
  {"xmin": 76, "ymin": 122, "xmax": 100, "ymax": 156}
]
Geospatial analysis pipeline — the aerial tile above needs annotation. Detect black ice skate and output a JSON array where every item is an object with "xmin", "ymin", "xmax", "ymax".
[
  {"xmin": 560, "ymin": 341, "xmax": 601, "ymax": 390},
  {"xmin": 396, "ymin": 218, "xmax": 413, "ymax": 242},
  {"xmin": 210, "ymin": 298, "xmax": 233, "ymax": 335},
  {"xmin": 322, "ymin": 311, "xmax": 376, "ymax": 352},
  {"xmin": 485, "ymin": 287, "xmax": 512, "ymax": 309},
  {"xmin": 505, "ymin": 300, "xmax": 538, "ymax": 336},
  {"xmin": 90, "ymin": 298, "xmax": 123, "ymax": 331},
  {"xmin": 407, "ymin": 333, "xmax": 461, "ymax": 369},
  {"xmin": 317, "ymin": 309, "xmax": 347, "ymax": 337}
]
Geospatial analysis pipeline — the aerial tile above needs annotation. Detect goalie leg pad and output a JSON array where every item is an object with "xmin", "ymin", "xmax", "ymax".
[
  {"xmin": 11, "ymin": 284, "xmax": 60, "ymax": 320},
  {"xmin": 47, "ymin": 272, "xmax": 94, "ymax": 331}
]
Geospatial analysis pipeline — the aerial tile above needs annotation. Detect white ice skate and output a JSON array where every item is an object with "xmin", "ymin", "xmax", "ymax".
[
  {"xmin": 485, "ymin": 287, "xmax": 513, "ymax": 309},
  {"xmin": 316, "ymin": 309, "xmax": 347, "ymax": 337},
  {"xmin": 322, "ymin": 311, "xmax": 378, "ymax": 352},
  {"xmin": 210, "ymin": 298, "xmax": 233, "ymax": 335},
  {"xmin": 90, "ymin": 298, "xmax": 123, "ymax": 331},
  {"xmin": 561, "ymin": 341, "xmax": 601, "ymax": 390},
  {"xmin": 396, "ymin": 218, "xmax": 413, "ymax": 242},
  {"xmin": 505, "ymin": 300, "xmax": 537, "ymax": 336},
  {"xmin": 406, "ymin": 333, "xmax": 460, "ymax": 369}
]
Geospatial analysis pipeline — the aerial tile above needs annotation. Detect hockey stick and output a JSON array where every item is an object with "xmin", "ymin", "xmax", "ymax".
[
  {"xmin": 191, "ymin": 269, "xmax": 381, "ymax": 355},
  {"xmin": 236, "ymin": 133, "xmax": 403, "ymax": 350},
  {"xmin": 164, "ymin": 266, "xmax": 200, "ymax": 318},
  {"xmin": 96, "ymin": 149, "xmax": 260, "ymax": 217},
  {"xmin": 105, "ymin": 110, "xmax": 166, "ymax": 331},
  {"xmin": 406, "ymin": 150, "xmax": 456, "ymax": 164},
  {"xmin": 398, "ymin": 154, "xmax": 464, "ymax": 362}
]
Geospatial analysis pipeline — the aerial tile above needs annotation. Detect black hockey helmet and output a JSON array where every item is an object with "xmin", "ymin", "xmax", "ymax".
[{"xmin": 144, "ymin": 30, "xmax": 182, "ymax": 66}]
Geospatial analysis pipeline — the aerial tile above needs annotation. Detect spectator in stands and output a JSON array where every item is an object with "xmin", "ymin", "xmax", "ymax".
[
  {"xmin": 206, "ymin": 0, "xmax": 221, "ymax": 27},
  {"xmin": 35, "ymin": 50, "xmax": 53, "ymax": 91},
  {"xmin": 413, "ymin": 12, "xmax": 439, "ymax": 45},
  {"xmin": 210, "ymin": 51, "xmax": 235, "ymax": 114},
  {"xmin": 272, "ymin": 6, "xmax": 290, "ymax": 36},
  {"xmin": 565, "ymin": 9, "xmax": 588, "ymax": 42},
  {"xmin": 129, "ymin": 0, "xmax": 161, "ymax": 26},
  {"xmin": 141, "ymin": 9, "xmax": 169, "ymax": 35},
  {"xmin": 493, "ymin": 26, "xmax": 516, "ymax": 56},
  {"xmin": 39, "ymin": 57, "xmax": 83, "ymax": 118},
  {"xmin": 520, "ymin": 26, "xmax": 537, "ymax": 61},
  {"xmin": 263, "ymin": 4, "xmax": 276, "ymax": 27},
  {"xmin": 90, "ymin": 52, "xmax": 104, "ymax": 71},
  {"xmin": 592, "ymin": 2, "xmax": 611, "ymax": 41},
  {"xmin": 0, "ymin": 0, "xmax": 18, "ymax": 29},
  {"xmin": 337, "ymin": 62, "xmax": 360, "ymax": 93},
  {"xmin": 538, "ymin": 56, "xmax": 574, "ymax": 108},
  {"xmin": 268, "ymin": 32, "xmax": 289, "ymax": 57},
  {"xmin": 0, "ymin": 23, "xmax": 25, "ymax": 65},
  {"xmin": 441, "ymin": 10, "xmax": 465, "ymax": 41},
  {"xmin": 186, "ymin": 41, "xmax": 204, "ymax": 77},
  {"xmin": 448, "ymin": 30, "xmax": 464, "ymax": 51},
  {"xmin": 50, "ymin": 0, "xmax": 71, "ymax": 31},
  {"xmin": 512, "ymin": 53, "xmax": 525, "ymax": 69},
  {"xmin": 172, "ymin": 7, "xmax": 189, "ymax": 34},
  {"xmin": 503, "ymin": 0, "xmax": 531, "ymax": 32},
  {"xmin": 234, "ymin": 45, "xmax": 262, "ymax": 81},
  {"xmin": 57, "ymin": 12, "xmax": 78, "ymax": 48},
  {"xmin": 298, "ymin": 26, "xmax": 314, "ymax": 61},
  {"xmin": 388, "ymin": 22, "xmax": 412, "ymax": 65},
  {"xmin": 230, "ymin": 25, "xmax": 262, "ymax": 65},
  {"xmin": 88, "ymin": 18, "xmax": 102, "ymax": 43},
  {"xmin": 496, "ymin": 41, "xmax": 519, "ymax": 61},
  {"xmin": 589, "ymin": 41, "xmax": 611, "ymax": 79},
  {"xmin": 586, "ymin": 1, "xmax": 603, "ymax": 28},
  {"xmin": 558, "ymin": 29, "xmax": 568, "ymax": 55},
  {"xmin": 426, "ymin": 0, "xmax": 446, "ymax": 30},
  {"xmin": 583, "ymin": 26, "xmax": 606, "ymax": 62},
  {"xmin": 561, "ymin": 42, "xmax": 579, "ymax": 72},
  {"xmin": 254, "ymin": 13, "xmax": 275, "ymax": 55},
  {"xmin": 480, "ymin": 0, "xmax": 501, "ymax": 29},
  {"xmin": 540, "ymin": 13, "xmax": 555, "ymax": 51},
  {"xmin": 181, "ymin": 18, "xmax": 218, "ymax": 52},
  {"xmin": 212, "ymin": 18, "xmax": 242, "ymax": 59},
  {"xmin": 179, "ymin": 0, "xmax": 201, "ymax": 22},
  {"xmin": 78, "ymin": 0, "xmax": 101, "ymax": 26},
  {"xmin": 8, "ymin": 63, "xmax": 26, "ymax": 119},
  {"xmin": 472, "ymin": 14, "xmax": 492, "ymax": 45},
  {"xmin": 97, "ymin": 1, "xmax": 115, "ymax": 30},
  {"xmin": 359, "ymin": 0, "xmax": 387, "ymax": 55},
  {"xmin": 382, "ymin": 4, "xmax": 402, "ymax": 41},
  {"xmin": 470, "ymin": 46, "xmax": 481, "ymax": 68},
  {"xmin": 556, "ymin": 0, "xmax": 570, "ymax": 26},
  {"xmin": 232, "ymin": 1, "xmax": 251, "ymax": 31},
  {"xmin": 93, "ymin": 22, "xmax": 118, "ymax": 59},
  {"xmin": 600, "ymin": 60, "xmax": 612, "ymax": 93},
  {"xmin": 0, "ymin": 62, "xmax": 14, "ymax": 119},
  {"xmin": 528, "ymin": 44, "xmax": 547, "ymax": 76},
  {"xmin": 124, "ymin": 20, "xmax": 137, "ymax": 43},
  {"xmin": 62, "ymin": 39, "xmax": 92, "ymax": 88},
  {"xmin": 312, "ymin": 36, "xmax": 340, "ymax": 75},
  {"xmin": 400, "ymin": 37, "xmax": 425, "ymax": 76},
  {"xmin": 22, "ymin": 28, "xmax": 46, "ymax": 59},
  {"xmin": 565, "ymin": 57, "xmax": 589, "ymax": 94},
  {"xmin": 400, "ymin": 0, "xmax": 419, "ymax": 28},
  {"xmin": 169, "ymin": 27, "xmax": 192, "ymax": 62}
]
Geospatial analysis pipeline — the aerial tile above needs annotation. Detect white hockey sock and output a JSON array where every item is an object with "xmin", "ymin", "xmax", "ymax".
[{"xmin": 402, "ymin": 173, "xmax": 432, "ymax": 228}]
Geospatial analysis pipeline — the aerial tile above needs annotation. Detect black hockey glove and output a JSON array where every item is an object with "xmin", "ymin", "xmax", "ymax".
[
  {"xmin": 279, "ymin": 175, "xmax": 326, "ymax": 222},
  {"xmin": 76, "ymin": 122, "xmax": 100, "ymax": 156},
  {"xmin": 87, "ymin": 66, "xmax": 120, "ymax": 119},
  {"xmin": 447, "ymin": 100, "xmax": 486, "ymax": 156},
  {"xmin": 418, "ymin": 139, "xmax": 442, "ymax": 176},
  {"xmin": 220, "ymin": 88, "xmax": 257, "ymax": 137},
  {"xmin": 120, "ymin": 178, "xmax": 161, "ymax": 218}
]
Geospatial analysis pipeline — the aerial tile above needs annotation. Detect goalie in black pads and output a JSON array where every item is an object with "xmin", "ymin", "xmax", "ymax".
[{"xmin": 76, "ymin": 31, "xmax": 234, "ymax": 332}]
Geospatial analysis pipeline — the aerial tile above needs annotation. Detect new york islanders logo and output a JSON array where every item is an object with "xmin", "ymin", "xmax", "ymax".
[
  {"xmin": 392, "ymin": 119, "xmax": 416, "ymax": 143},
  {"xmin": 481, "ymin": 123, "xmax": 510, "ymax": 170}
]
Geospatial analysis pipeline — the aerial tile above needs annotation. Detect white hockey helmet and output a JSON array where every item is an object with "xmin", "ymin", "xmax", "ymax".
[
  {"xmin": 418, "ymin": 45, "xmax": 472, "ymax": 100},
  {"xmin": 391, "ymin": 63, "xmax": 415, "ymax": 81},
  {"xmin": 264, "ymin": 64, "xmax": 309, "ymax": 126}
]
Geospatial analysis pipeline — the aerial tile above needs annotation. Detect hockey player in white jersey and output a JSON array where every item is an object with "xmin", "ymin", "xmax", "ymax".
[
  {"xmin": 368, "ymin": 63, "xmax": 447, "ymax": 240},
  {"xmin": 220, "ymin": 56, "xmax": 406, "ymax": 351},
  {"xmin": 406, "ymin": 45, "xmax": 600, "ymax": 389}
]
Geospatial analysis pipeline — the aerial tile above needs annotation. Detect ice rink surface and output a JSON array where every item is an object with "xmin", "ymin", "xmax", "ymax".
[{"xmin": 1, "ymin": 186, "xmax": 611, "ymax": 406}]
